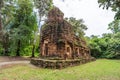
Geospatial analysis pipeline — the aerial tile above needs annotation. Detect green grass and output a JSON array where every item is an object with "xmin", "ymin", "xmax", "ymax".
[{"xmin": 0, "ymin": 59, "xmax": 120, "ymax": 80}]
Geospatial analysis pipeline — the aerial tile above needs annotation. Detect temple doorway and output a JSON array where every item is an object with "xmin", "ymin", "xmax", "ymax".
[{"xmin": 44, "ymin": 44, "xmax": 48, "ymax": 56}]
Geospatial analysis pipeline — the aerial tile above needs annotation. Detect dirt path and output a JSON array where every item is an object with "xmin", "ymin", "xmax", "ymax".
[
  {"xmin": 0, "ymin": 61, "xmax": 30, "ymax": 66},
  {"xmin": 0, "ymin": 61, "xmax": 30, "ymax": 69},
  {"xmin": 0, "ymin": 56, "xmax": 31, "ymax": 69},
  {"xmin": 0, "ymin": 56, "xmax": 30, "ymax": 62}
]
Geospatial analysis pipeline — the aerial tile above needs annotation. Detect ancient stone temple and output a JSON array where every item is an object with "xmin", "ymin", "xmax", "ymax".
[
  {"xmin": 31, "ymin": 7, "xmax": 95, "ymax": 69},
  {"xmin": 40, "ymin": 7, "xmax": 91, "ymax": 59}
]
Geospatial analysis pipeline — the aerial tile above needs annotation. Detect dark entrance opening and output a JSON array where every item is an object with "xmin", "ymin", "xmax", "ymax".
[
  {"xmin": 67, "ymin": 47, "xmax": 70, "ymax": 53},
  {"xmin": 45, "ymin": 44, "xmax": 48, "ymax": 56}
]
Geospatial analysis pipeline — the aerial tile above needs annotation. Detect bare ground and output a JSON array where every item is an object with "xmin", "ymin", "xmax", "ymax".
[
  {"xmin": 0, "ymin": 56, "xmax": 30, "ymax": 62},
  {"xmin": 0, "ymin": 56, "xmax": 31, "ymax": 69}
]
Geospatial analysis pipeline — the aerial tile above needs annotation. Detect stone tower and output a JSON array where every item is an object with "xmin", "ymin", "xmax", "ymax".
[{"xmin": 40, "ymin": 7, "xmax": 90, "ymax": 59}]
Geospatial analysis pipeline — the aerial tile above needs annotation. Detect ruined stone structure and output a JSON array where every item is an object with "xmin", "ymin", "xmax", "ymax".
[
  {"xmin": 40, "ymin": 7, "xmax": 91, "ymax": 59},
  {"xmin": 31, "ymin": 7, "xmax": 95, "ymax": 69}
]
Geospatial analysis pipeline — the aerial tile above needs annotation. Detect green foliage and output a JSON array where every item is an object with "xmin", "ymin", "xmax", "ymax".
[
  {"xmin": 65, "ymin": 17, "xmax": 87, "ymax": 38},
  {"xmin": 105, "ymin": 33, "xmax": 120, "ymax": 59},
  {"xmin": 34, "ymin": 0, "xmax": 53, "ymax": 17},
  {"xmin": 98, "ymin": 0, "xmax": 120, "ymax": 19},
  {"xmin": 0, "ymin": 43, "xmax": 3, "ymax": 55},
  {"xmin": 98, "ymin": 0, "xmax": 119, "ymax": 10},
  {"xmin": 0, "ymin": 0, "xmax": 39, "ymax": 56},
  {"xmin": 10, "ymin": 0, "xmax": 38, "ymax": 56},
  {"xmin": 93, "ymin": 0, "xmax": 120, "ymax": 59},
  {"xmin": 0, "ymin": 0, "xmax": 53, "ymax": 57},
  {"xmin": 88, "ymin": 32, "xmax": 120, "ymax": 59},
  {"xmin": 108, "ymin": 19, "xmax": 120, "ymax": 34},
  {"xmin": 88, "ymin": 36, "xmax": 102, "ymax": 58}
]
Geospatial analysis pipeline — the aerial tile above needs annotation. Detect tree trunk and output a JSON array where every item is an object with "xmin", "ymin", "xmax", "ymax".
[
  {"xmin": 3, "ymin": 42, "xmax": 9, "ymax": 56},
  {"xmin": 31, "ymin": 44, "xmax": 35, "ymax": 57},
  {"xmin": 16, "ymin": 40, "xmax": 21, "ymax": 56},
  {"xmin": 0, "ymin": 12, "xmax": 2, "ymax": 42},
  {"xmin": 0, "ymin": 16, "xmax": 1, "ymax": 31},
  {"xmin": 4, "ymin": 47, "xmax": 9, "ymax": 56},
  {"xmin": 39, "ymin": 14, "xmax": 42, "ymax": 57},
  {"xmin": 3, "ymin": 34, "xmax": 9, "ymax": 56}
]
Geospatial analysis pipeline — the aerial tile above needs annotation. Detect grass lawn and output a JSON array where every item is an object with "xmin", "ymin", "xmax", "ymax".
[{"xmin": 0, "ymin": 59, "xmax": 120, "ymax": 80}]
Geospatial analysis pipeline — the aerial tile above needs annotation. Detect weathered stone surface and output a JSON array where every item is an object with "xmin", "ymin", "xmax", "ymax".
[
  {"xmin": 40, "ymin": 7, "xmax": 91, "ymax": 59},
  {"xmin": 31, "ymin": 57, "xmax": 95, "ymax": 69},
  {"xmin": 31, "ymin": 7, "xmax": 95, "ymax": 69}
]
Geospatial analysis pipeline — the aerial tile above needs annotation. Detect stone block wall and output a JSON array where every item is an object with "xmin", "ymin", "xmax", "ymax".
[{"xmin": 30, "ymin": 57, "xmax": 95, "ymax": 69}]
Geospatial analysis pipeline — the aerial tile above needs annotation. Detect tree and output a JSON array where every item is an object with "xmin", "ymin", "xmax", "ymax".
[
  {"xmin": 105, "ymin": 33, "xmax": 120, "ymax": 59},
  {"xmin": 0, "ymin": 0, "xmax": 3, "ymax": 33},
  {"xmin": 98, "ymin": 0, "xmax": 120, "ymax": 19},
  {"xmin": 33, "ymin": 0, "xmax": 53, "ymax": 34},
  {"xmin": 31, "ymin": 31, "xmax": 40, "ymax": 57},
  {"xmin": 34, "ymin": 0, "xmax": 53, "ymax": 56},
  {"xmin": 9, "ymin": 0, "xmax": 37, "ymax": 56},
  {"xmin": 0, "ymin": 0, "xmax": 52, "ymax": 56},
  {"xmin": 98, "ymin": 0, "xmax": 120, "ymax": 59},
  {"xmin": 65, "ymin": 17, "xmax": 87, "ymax": 38},
  {"xmin": 0, "ymin": 0, "xmax": 15, "ymax": 55},
  {"xmin": 0, "ymin": 0, "xmax": 4, "ymax": 55},
  {"xmin": 87, "ymin": 34, "xmax": 112, "ymax": 58},
  {"xmin": 98, "ymin": 0, "xmax": 120, "ymax": 9},
  {"xmin": 88, "ymin": 35, "xmax": 102, "ymax": 58},
  {"xmin": 0, "ymin": 0, "xmax": 4, "ymax": 44},
  {"xmin": 108, "ymin": 19, "xmax": 120, "ymax": 34},
  {"xmin": 34, "ymin": 0, "xmax": 53, "ymax": 18}
]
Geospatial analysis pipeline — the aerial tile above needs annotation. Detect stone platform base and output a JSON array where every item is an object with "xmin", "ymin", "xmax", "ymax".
[{"xmin": 30, "ymin": 57, "xmax": 95, "ymax": 69}]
